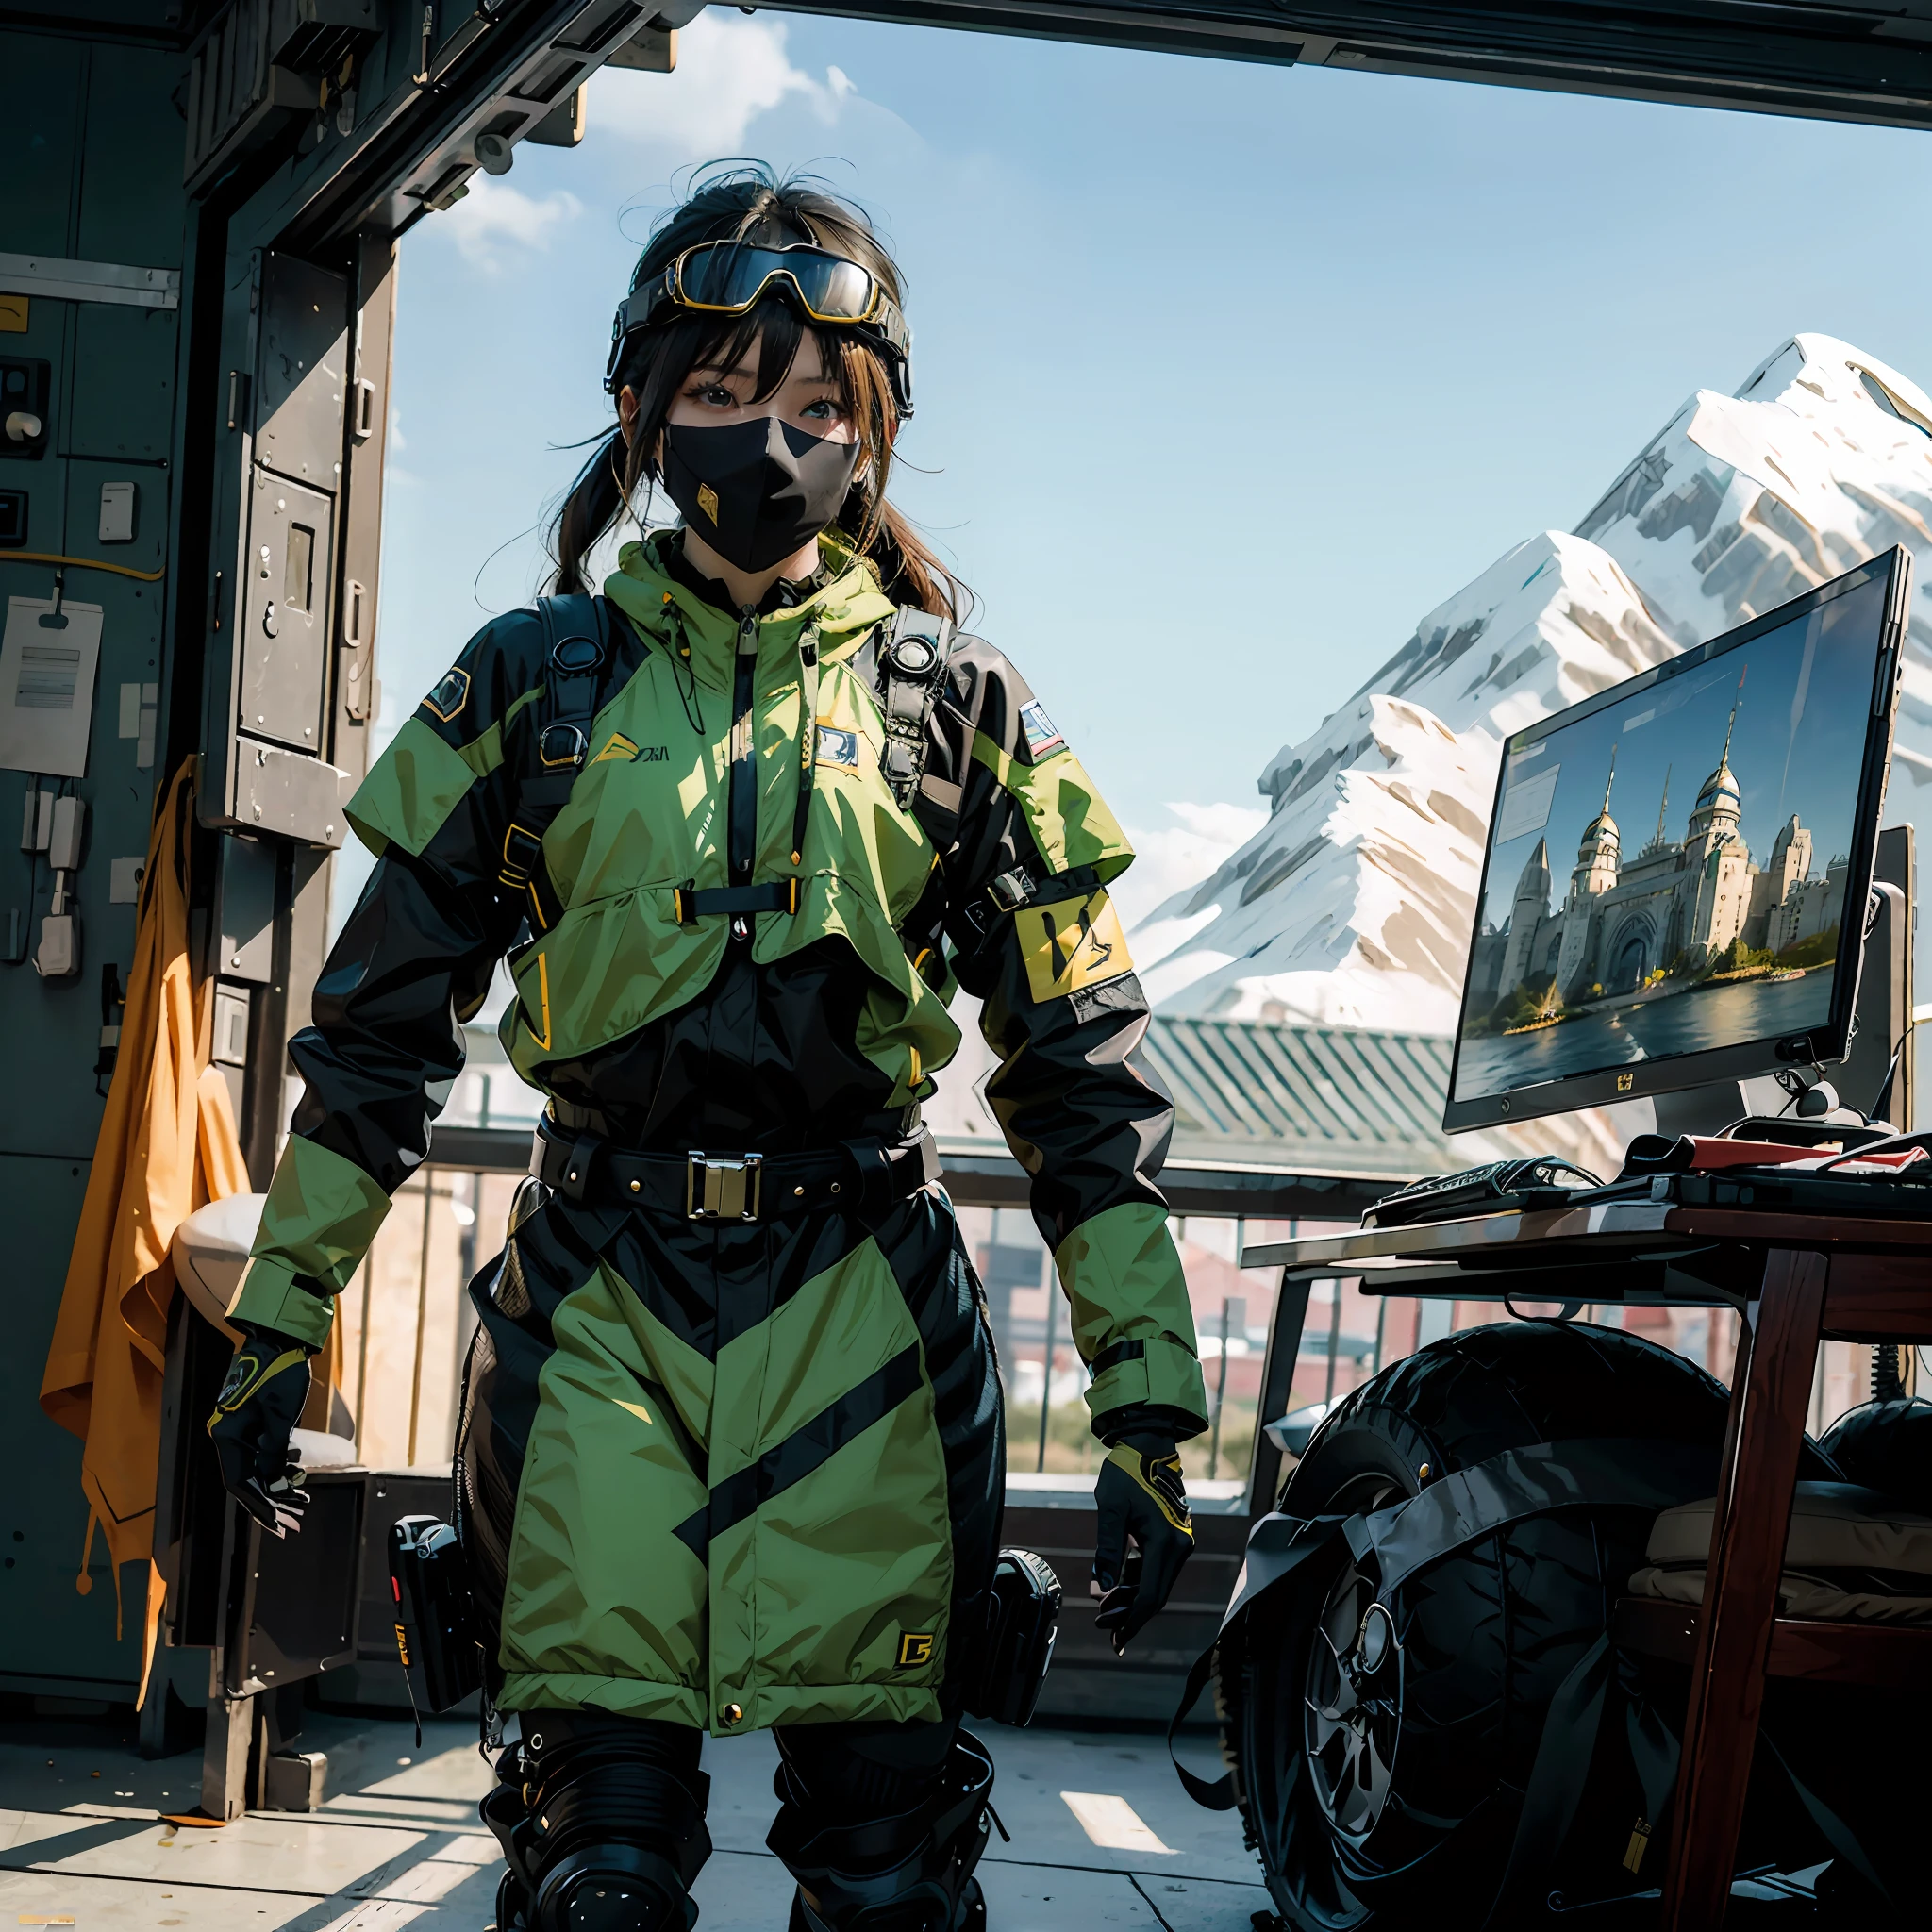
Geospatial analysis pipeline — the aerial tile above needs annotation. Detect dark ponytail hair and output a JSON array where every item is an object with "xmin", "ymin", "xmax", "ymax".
[{"xmin": 550, "ymin": 164, "xmax": 963, "ymax": 620}]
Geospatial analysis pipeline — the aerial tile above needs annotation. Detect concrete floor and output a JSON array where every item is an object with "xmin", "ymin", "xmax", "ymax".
[{"xmin": 0, "ymin": 1707, "xmax": 1274, "ymax": 1931}]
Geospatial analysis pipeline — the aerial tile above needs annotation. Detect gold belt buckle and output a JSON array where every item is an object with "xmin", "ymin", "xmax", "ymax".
[{"xmin": 687, "ymin": 1152, "xmax": 762, "ymax": 1222}]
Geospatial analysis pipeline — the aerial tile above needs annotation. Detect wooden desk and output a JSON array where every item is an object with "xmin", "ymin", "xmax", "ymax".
[{"xmin": 1243, "ymin": 1197, "xmax": 1932, "ymax": 1929}]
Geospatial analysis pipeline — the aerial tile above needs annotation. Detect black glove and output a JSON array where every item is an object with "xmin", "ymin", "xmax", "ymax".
[
  {"xmin": 1091, "ymin": 1433, "xmax": 1193, "ymax": 1656},
  {"xmin": 208, "ymin": 1328, "xmax": 313, "ymax": 1538}
]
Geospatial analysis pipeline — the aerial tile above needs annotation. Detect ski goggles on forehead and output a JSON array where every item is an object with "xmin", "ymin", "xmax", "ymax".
[{"xmin": 606, "ymin": 241, "xmax": 913, "ymax": 412}]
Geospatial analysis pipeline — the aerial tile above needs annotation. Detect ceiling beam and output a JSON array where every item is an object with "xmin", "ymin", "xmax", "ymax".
[{"xmin": 766, "ymin": 2, "xmax": 1932, "ymax": 129}]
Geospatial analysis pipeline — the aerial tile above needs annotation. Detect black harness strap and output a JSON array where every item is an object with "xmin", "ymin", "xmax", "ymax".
[
  {"xmin": 1168, "ymin": 1436, "xmax": 1722, "ymax": 1816},
  {"xmin": 497, "ymin": 595, "xmax": 612, "ymax": 930},
  {"xmin": 790, "ymin": 625, "xmax": 820, "ymax": 868},
  {"xmin": 583, "ymin": 602, "xmax": 951, "ymax": 936},
  {"xmin": 675, "ymin": 615, "xmax": 825, "ymax": 931},
  {"xmin": 672, "ymin": 879, "xmax": 798, "ymax": 927},
  {"xmin": 875, "ymin": 608, "xmax": 954, "ymax": 811}
]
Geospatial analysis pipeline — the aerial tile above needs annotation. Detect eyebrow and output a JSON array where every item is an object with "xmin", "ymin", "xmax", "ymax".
[{"xmin": 691, "ymin": 360, "xmax": 841, "ymax": 388}]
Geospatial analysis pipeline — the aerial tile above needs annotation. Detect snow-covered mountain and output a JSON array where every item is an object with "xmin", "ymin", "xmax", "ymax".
[{"xmin": 1141, "ymin": 334, "xmax": 1932, "ymax": 1034}]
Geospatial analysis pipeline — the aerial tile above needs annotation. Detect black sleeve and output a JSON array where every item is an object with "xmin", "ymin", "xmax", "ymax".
[
  {"xmin": 231, "ymin": 609, "xmax": 552, "ymax": 1345},
  {"xmin": 914, "ymin": 638, "xmax": 1208, "ymax": 1441},
  {"xmin": 286, "ymin": 849, "xmax": 518, "ymax": 1191}
]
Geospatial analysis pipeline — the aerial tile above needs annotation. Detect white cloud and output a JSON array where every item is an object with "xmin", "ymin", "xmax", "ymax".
[
  {"xmin": 441, "ymin": 175, "xmax": 584, "ymax": 272},
  {"xmin": 590, "ymin": 13, "xmax": 855, "ymax": 153}
]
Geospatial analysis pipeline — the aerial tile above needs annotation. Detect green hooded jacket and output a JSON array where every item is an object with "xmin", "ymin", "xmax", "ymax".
[{"xmin": 230, "ymin": 532, "xmax": 1207, "ymax": 1724}]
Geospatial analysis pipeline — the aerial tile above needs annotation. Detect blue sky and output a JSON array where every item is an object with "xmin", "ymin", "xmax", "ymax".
[{"xmin": 374, "ymin": 9, "xmax": 1932, "ymax": 919}]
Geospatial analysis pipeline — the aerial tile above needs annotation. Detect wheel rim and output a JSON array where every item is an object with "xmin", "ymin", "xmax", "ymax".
[
  {"xmin": 1304, "ymin": 1560, "xmax": 1403, "ymax": 1843},
  {"xmin": 1243, "ymin": 1468, "xmax": 1408, "ymax": 1926}
]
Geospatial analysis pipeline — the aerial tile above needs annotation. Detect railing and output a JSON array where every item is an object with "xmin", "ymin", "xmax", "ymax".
[{"xmin": 330, "ymin": 1123, "xmax": 1907, "ymax": 1495}]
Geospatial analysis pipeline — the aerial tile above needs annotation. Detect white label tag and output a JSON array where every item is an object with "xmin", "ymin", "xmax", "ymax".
[{"xmin": 0, "ymin": 597, "xmax": 103, "ymax": 778}]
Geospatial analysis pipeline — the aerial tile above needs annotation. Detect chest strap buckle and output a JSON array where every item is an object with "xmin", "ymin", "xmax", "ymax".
[
  {"xmin": 687, "ymin": 1151, "xmax": 763, "ymax": 1222},
  {"xmin": 500, "ymin": 823, "xmax": 547, "ymax": 891}
]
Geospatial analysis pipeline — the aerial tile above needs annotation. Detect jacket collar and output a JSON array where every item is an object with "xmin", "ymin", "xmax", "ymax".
[{"xmin": 604, "ymin": 529, "xmax": 896, "ymax": 692}]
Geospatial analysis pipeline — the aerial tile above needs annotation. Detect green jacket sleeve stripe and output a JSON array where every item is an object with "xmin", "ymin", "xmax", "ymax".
[
  {"xmin": 231, "ymin": 1133, "xmax": 395, "ymax": 1346},
  {"xmin": 1055, "ymin": 1202, "xmax": 1208, "ymax": 1428},
  {"xmin": 347, "ymin": 715, "xmax": 488, "ymax": 859},
  {"xmin": 936, "ymin": 642, "xmax": 1206, "ymax": 1441}
]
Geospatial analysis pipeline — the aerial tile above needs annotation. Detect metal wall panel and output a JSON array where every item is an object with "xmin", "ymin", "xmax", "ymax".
[
  {"xmin": 0, "ymin": 36, "xmax": 82, "ymax": 259},
  {"xmin": 69, "ymin": 306, "xmax": 180, "ymax": 463},
  {"xmin": 238, "ymin": 469, "xmax": 334, "ymax": 749},
  {"xmin": 0, "ymin": 19, "xmax": 191, "ymax": 1706}
]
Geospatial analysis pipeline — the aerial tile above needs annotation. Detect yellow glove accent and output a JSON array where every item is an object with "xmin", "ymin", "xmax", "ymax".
[
  {"xmin": 209, "ymin": 1345, "xmax": 308, "ymax": 1420},
  {"xmin": 1105, "ymin": 1441, "xmax": 1193, "ymax": 1538}
]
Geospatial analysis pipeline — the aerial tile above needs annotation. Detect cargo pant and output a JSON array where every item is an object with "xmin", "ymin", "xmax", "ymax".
[{"xmin": 455, "ymin": 1173, "xmax": 1005, "ymax": 1736}]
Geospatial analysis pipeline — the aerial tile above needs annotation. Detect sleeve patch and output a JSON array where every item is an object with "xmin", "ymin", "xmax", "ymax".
[
  {"xmin": 1019, "ymin": 699, "xmax": 1064, "ymax": 761},
  {"xmin": 422, "ymin": 665, "xmax": 472, "ymax": 724},
  {"xmin": 1018, "ymin": 891, "xmax": 1133, "ymax": 1003}
]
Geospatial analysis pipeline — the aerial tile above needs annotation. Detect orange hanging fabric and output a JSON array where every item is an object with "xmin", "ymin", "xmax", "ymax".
[{"xmin": 39, "ymin": 758, "xmax": 248, "ymax": 1691}]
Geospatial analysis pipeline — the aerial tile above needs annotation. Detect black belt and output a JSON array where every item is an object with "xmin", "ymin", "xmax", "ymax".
[{"xmin": 533, "ymin": 1119, "xmax": 940, "ymax": 1222}]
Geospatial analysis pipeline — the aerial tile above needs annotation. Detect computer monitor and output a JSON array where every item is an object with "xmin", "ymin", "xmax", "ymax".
[{"xmin": 1443, "ymin": 548, "xmax": 1911, "ymax": 1134}]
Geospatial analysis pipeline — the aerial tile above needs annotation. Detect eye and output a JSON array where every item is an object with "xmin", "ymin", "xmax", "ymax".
[
  {"xmin": 687, "ymin": 382, "xmax": 738, "ymax": 408},
  {"xmin": 801, "ymin": 396, "xmax": 846, "ymax": 421}
]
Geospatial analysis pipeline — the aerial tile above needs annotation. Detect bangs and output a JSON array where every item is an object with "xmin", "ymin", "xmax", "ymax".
[{"xmin": 687, "ymin": 299, "xmax": 853, "ymax": 410}]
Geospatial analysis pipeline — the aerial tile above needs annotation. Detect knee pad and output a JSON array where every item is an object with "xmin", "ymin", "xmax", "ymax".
[
  {"xmin": 483, "ymin": 1720, "xmax": 712, "ymax": 1932},
  {"xmin": 768, "ymin": 1729, "xmax": 994, "ymax": 1932}
]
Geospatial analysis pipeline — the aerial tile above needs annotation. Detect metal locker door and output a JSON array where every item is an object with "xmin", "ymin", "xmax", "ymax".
[
  {"xmin": 208, "ymin": 250, "xmax": 354, "ymax": 844},
  {"xmin": 238, "ymin": 472, "xmax": 334, "ymax": 750},
  {"xmin": 254, "ymin": 254, "xmax": 348, "ymax": 492}
]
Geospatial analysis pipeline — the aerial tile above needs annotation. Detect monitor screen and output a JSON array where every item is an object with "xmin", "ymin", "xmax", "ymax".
[{"xmin": 1443, "ymin": 550, "xmax": 1908, "ymax": 1133}]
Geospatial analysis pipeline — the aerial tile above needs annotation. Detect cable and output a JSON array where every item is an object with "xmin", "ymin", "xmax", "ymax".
[
  {"xmin": 1871, "ymin": 1011, "xmax": 1917, "ymax": 1124},
  {"xmin": 1, "ymin": 550, "xmax": 165, "ymax": 583},
  {"xmin": 658, "ymin": 604, "xmax": 706, "ymax": 737}
]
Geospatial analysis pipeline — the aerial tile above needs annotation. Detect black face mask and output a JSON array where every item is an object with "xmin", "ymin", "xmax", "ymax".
[{"xmin": 660, "ymin": 417, "xmax": 860, "ymax": 575}]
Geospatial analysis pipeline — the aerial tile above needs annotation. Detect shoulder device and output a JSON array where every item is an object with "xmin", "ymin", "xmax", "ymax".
[{"xmin": 874, "ymin": 607, "xmax": 954, "ymax": 811}]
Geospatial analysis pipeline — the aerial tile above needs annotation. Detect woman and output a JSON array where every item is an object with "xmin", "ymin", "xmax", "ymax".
[{"xmin": 208, "ymin": 168, "xmax": 1208, "ymax": 1932}]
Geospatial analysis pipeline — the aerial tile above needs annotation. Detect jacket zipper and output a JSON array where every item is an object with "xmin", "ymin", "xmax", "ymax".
[{"xmin": 727, "ymin": 605, "xmax": 759, "ymax": 940}]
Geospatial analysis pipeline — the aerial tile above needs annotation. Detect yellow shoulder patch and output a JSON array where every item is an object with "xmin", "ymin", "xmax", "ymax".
[
  {"xmin": 1018, "ymin": 891, "xmax": 1133, "ymax": 1003},
  {"xmin": 593, "ymin": 731, "xmax": 640, "ymax": 764}
]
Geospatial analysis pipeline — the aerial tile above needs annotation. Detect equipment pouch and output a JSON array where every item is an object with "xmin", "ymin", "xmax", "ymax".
[
  {"xmin": 965, "ymin": 1547, "xmax": 1061, "ymax": 1727},
  {"xmin": 390, "ymin": 1514, "xmax": 484, "ymax": 1713}
]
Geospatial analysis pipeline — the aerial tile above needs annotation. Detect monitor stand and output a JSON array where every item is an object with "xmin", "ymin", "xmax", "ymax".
[{"xmin": 1651, "ymin": 1078, "xmax": 1788, "ymax": 1141}]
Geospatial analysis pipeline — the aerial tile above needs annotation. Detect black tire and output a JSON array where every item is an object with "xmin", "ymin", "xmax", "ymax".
[
  {"xmin": 495, "ymin": 1866, "xmax": 526, "ymax": 1931},
  {"xmin": 1817, "ymin": 1396, "xmax": 1932, "ymax": 1505},
  {"xmin": 1224, "ymin": 1320, "xmax": 1829, "ymax": 1929}
]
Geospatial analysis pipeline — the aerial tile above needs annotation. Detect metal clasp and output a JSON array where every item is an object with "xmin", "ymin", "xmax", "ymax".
[
  {"xmin": 539, "ymin": 723, "xmax": 588, "ymax": 769},
  {"xmin": 687, "ymin": 1151, "xmax": 762, "ymax": 1221}
]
